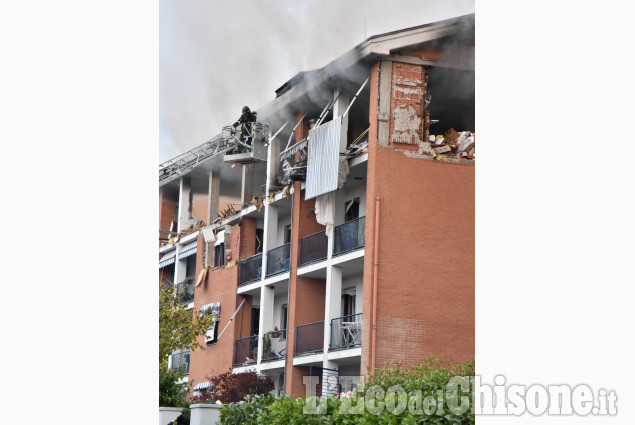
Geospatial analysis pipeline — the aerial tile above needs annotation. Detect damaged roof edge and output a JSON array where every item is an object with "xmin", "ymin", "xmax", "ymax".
[{"xmin": 266, "ymin": 13, "xmax": 474, "ymax": 117}]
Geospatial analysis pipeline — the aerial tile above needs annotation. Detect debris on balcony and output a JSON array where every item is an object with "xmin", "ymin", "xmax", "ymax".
[
  {"xmin": 341, "ymin": 127, "xmax": 369, "ymax": 160},
  {"xmin": 423, "ymin": 128, "xmax": 475, "ymax": 161},
  {"xmin": 219, "ymin": 204, "xmax": 240, "ymax": 219},
  {"xmin": 162, "ymin": 221, "xmax": 207, "ymax": 246},
  {"xmin": 251, "ymin": 196, "xmax": 264, "ymax": 212}
]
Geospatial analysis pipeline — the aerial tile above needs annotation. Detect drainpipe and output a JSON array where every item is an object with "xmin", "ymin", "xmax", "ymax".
[{"xmin": 371, "ymin": 196, "xmax": 380, "ymax": 373}]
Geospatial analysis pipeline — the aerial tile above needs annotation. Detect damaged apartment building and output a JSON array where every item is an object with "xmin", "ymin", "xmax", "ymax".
[{"xmin": 158, "ymin": 14, "xmax": 475, "ymax": 398}]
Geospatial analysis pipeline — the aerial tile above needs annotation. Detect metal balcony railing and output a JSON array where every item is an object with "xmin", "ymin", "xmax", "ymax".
[
  {"xmin": 330, "ymin": 313, "xmax": 362, "ymax": 350},
  {"xmin": 239, "ymin": 253, "xmax": 262, "ymax": 285},
  {"xmin": 234, "ymin": 336, "xmax": 258, "ymax": 366},
  {"xmin": 333, "ymin": 217, "xmax": 365, "ymax": 256},
  {"xmin": 266, "ymin": 243, "xmax": 290, "ymax": 277},
  {"xmin": 169, "ymin": 351, "xmax": 190, "ymax": 374},
  {"xmin": 295, "ymin": 321, "xmax": 324, "ymax": 355},
  {"xmin": 299, "ymin": 230, "xmax": 328, "ymax": 267},
  {"xmin": 176, "ymin": 277, "xmax": 195, "ymax": 304},
  {"xmin": 262, "ymin": 329, "xmax": 287, "ymax": 362}
]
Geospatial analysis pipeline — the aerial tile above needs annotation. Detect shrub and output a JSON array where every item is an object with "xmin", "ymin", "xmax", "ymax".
[
  {"xmin": 217, "ymin": 357, "xmax": 475, "ymax": 425},
  {"xmin": 159, "ymin": 365, "xmax": 188, "ymax": 408},
  {"xmin": 192, "ymin": 370, "xmax": 274, "ymax": 404},
  {"xmin": 219, "ymin": 394, "xmax": 276, "ymax": 425}
]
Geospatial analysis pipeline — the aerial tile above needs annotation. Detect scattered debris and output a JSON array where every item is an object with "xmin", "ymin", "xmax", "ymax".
[
  {"xmin": 163, "ymin": 221, "xmax": 206, "ymax": 246},
  {"xmin": 220, "ymin": 204, "xmax": 239, "ymax": 219},
  {"xmin": 425, "ymin": 128, "xmax": 475, "ymax": 161},
  {"xmin": 251, "ymin": 196, "xmax": 264, "ymax": 212},
  {"xmin": 341, "ymin": 127, "xmax": 369, "ymax": 159}
]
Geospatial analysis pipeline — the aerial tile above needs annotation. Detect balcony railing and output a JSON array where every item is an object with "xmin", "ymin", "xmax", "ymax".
[
  {"xmin": 239, "ymin": 254, "xmax": 262, "ymax": 286},
  {"xmin": 333, "ymin": 217, "xmax": 365, "ymax": 256},
  {"xmin": 234, "ymin": 336, "xmax": 258, "ymax": 366},
  {"xmin": 262, "ymin": 329, "xmax": 287, "ymax": 362},
  {"xmin": 295, "ymin": 321, "xmax": 324, "ymax": 355},
  {"xmin": 299, "ymin": 230, "xmax": 328, "ymax": 267},
  {"xmin": 169, "ymin": 351, "xmax": 190, "ymax": 374},
  {"xmin": 266, "ymin": 243, "xmax": 290, "ymax": 277},
  {"xmin": 176, "ymin": 277, "xmax": 195, "ymax": 304},
  {"xmin": 330, "ymin": 313, "xmax": 362, "ymax": 350}
]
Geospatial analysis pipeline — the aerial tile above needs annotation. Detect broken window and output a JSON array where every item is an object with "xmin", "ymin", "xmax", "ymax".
[
  {"xmin": 342, "ymin": 293, "xmax": 355, "ymax": 317},
  {"xmin": 201, "ymin": 302, "xmax": 221, "ymax": 344},
  {"xmin": 255, "ymin": 229, "xmax": 264, "ymax": 254},
  {"xmin": 283, "ymin": 224, "xmax": 292, "ymax": 244},
  {"xmin": 214, "ymin": 243, "xmax": 225, "ymax": 268},
  {"xmin": 345, "ymin": 197, "xmax": 360, "ymax": 222}
]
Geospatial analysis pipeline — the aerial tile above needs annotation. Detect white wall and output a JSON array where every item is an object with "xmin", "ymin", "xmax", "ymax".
[
  {"xmin": 272, "ymin": 291, "xmax": 288, "ymax": 331},
  {"xmin": 276, "ymin": 214, "xmax": 292, "ymax": 247}
]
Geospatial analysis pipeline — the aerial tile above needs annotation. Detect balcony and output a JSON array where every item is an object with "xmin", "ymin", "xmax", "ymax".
[
  {"xmin": 239, "ymin": 254, "xmax": 262, "ymax": 286},
  {"xmin": 176, "ymin": 277, "xmax": 195, "ymax": 304},
  {"xmin": 266, "ymin": 243, "xmax": 290, "ymax": 277},
  {"xmin": 333, "ymin": 217, "xmax": 365, "ymax": 256},
  {"xmin": 169, "ymin": 351, "xmax": 190, "ymax": 375},
  {"xmin": 234, "ymin": 336, "xmax": 258, "ymax": 366},
  {"xmin": 295, "ymin": 321, "xmax": 324, "ymax": 355},
  {"xmin": 330, "ymin": 313, "xmax": 362, "ymax": 350},
  {"xmin": 262, "ymin": 329, "xmax": 287, "ymax": 362},
  {"xmin": 299, "ymin": 230, "xmax": 327, "ymax": 267}
]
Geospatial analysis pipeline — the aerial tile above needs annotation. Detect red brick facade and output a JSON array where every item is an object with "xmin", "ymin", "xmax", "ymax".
[{"xmin": 361, "ymin": 61, "xmax": 474, "ymax": 374}]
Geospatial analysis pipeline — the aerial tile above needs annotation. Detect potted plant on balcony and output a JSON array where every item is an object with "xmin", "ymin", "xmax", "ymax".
[
  {"xmin": 270, "ymin": 326, "xmax": 281, "ymax": 338},
  {"xmin": 262, "ymin": 332, "xmax": 275, "ymax": 360}
]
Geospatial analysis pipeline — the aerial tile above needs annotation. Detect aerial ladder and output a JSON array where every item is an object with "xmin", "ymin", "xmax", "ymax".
[{"xmin": 159, "ymin": 123, "xmax": 270, "ymax": 186}]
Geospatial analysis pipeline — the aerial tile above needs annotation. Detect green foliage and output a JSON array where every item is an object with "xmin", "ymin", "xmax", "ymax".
[
  {"xmin": 218, "ymin": 357, "xmax": 475, "ymax": 425},
  {"xmin": 262, "ymin": 333, "xmax": 275, "ymax": 360},
  {"xmin": 159, "ymin": 365, "xmax": 188, "ymax": 408},
  {"xmin": 219, "ymin": 394, "xmax": 276, "ymax": 425},
  {"xmin": 159, "ymin": 283, "xmax": 214, "ymax": 407},
  {"xmin": 159, "ymin": 284, "xmax": 214, "ymax": 368},
  {"xmin": 181, "ymin": 407, "xmax": 191, "ymax": 419}
]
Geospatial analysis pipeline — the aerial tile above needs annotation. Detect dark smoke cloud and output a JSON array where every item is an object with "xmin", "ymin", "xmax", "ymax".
[{"xmin": 160, "ymin": 0, "xmax": 474, "ymax": 162}]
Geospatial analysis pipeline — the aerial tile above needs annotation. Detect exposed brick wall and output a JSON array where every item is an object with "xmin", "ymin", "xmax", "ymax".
[
  {"xmin": 159, "ymin": 190, "xmax": 176, "ymax": 244},
  {"xmin": 389, "ymin": 62, "xmax": 426, "ymax": 150},
  {"xmin": 361, "ymin": 60, "xmax": 475, "ymax": 376},
  {"xmin": 192, "ymin": 195, "xmax": 209, "ymax": 224}
]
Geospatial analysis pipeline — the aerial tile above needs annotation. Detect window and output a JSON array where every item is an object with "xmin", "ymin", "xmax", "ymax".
[
  {"xmin": 214, "ymin": 243, "xmax": 225, "ymax": 268},
  {"xmin": 345, "ymin": 197, "xmax": 360, "ymax": 222},
  {"xmin": 255, "ymin": 229, "xmax": 264, "ymax": 254},
  {"xmin": 202, "ymin": 302, "xmax": 221, "ymax": 344},
  {"xmin": 171, "ymin": 205, "xmax": 179, "ymax": 232},
  {"xmin": 205, "ymin": 321, "xmax": 218, "ymax": 344},
  {"xmin": 342, "ymin": 293, "xmax": 355, "ymax": 317},
  {"xmin": 251, "ymin": 307, "xmax": 260, "ymax": 335},
  {"xmin": 283, "ymin": 225, "xmax": 292, "ymax": 244},
  {"xmin": 281, "ymin": 304, "xmax": 288, "ymax": 338},
  {"xmin": 185, "ymin": 255, "xmax": 196, "ymax": 277}
]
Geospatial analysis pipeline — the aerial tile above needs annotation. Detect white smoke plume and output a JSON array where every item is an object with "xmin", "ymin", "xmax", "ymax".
[{"xmin": 160, "ymin": 0, "xmax": 474, "ymax": 162}]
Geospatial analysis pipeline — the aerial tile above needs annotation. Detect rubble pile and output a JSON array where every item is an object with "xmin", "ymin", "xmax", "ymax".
[{"xmin": 426, "ymin": 128, "xmax": 475, "ymax": 160}]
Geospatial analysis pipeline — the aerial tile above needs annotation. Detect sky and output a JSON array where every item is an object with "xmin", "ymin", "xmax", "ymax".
[{"xmin": 159, "ymin": 0, "xmax": 475, "ymax": 163}]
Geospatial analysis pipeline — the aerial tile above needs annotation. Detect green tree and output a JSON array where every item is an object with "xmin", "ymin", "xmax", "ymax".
[{"xmin": 159, "ymin": 284, "xmax": 214, "ymax": 406}]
